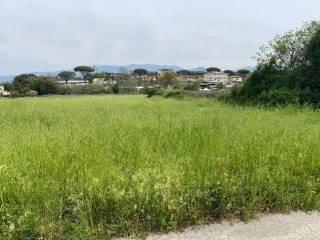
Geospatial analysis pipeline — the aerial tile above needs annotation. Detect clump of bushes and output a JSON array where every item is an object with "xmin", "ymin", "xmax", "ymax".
[
  {"xmin": 230, "ymin": 21, "xmax": 320, "ymax": 107},
  {"xmin": 57, "ymin": 84, "xmax": 111, "ymax": 95},
  {"xmin": 26, "ymin": 90, "xmax": 38, "ymax": 97},
  {"xmin": 9, "ymin": 74, "xmax": 58, "ymax": 96},
  {"xmin": 162, "ymin": 89, "xmax": 186, "ymax": 98},
  {"xmin": 143, "ymin": 86, "xmax": 159, "ymax": 98}
]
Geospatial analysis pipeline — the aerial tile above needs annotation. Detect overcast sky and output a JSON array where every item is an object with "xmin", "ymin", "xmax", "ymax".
[{"xmin": 1, "ymin": 0, "xmax": 320, "ymax": 74}]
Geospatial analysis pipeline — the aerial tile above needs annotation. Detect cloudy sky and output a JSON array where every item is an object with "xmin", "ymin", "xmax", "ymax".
[{"xmin": 1, "ymin": 0, "xmax": 319, "ymax": 74}]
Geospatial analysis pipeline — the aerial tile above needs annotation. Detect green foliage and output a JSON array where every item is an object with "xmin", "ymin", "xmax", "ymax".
[
  {"xmin": 158, "ymin": 72, "xmax": 177, "ymax": 89},
  {"xmin": 207, "ymin": 67, "xmax": 221, "ymax": 72},
  {"xmin": 111, "ymin": 83, "xmax": 120, "ymax": 94},
  {"xmin": 176, "ymin": 70, "xmax": 192, "ymax": 75},
  {"xmin": 2, "ymin": 82, "xmax": 15, "ymax": 92},
  {"xmin": 26, "ymin": 90, "xmax": 38, "ymax": 97},
  {"xmin": 12, "ymin": 75, "xmax": 58, "ymax": 96},
  {"xmin": 143, "ymin": 86, "xmax": 159, "ymax": 98},
  {"xmin": 31, "ymin": 77, "xmax": 58, "ymax": 95},
  {"xmin": 162, "ymin": 89, "xmax": 186, "ymax": 98},
  {"xmin": 57, "ymin": 84, "xmax": 111, "ymax": 95},
  {"xmin": 0, "ymin": 96, "xmax": 320, "ymax": 238},
  {"xmin": 223, "ymin": 70, "xmax": 235, "ymax": 75},
  {"xmin": 255, "ymin": 21, "xmax": 320, "ymax": 71},
  {"xmin": 232, "ymin": 21, "xmax": 320, "ymax": 107},
  {"xmin": 13, "ymin": 74, "xmax": 37, "ymax": 93},
  {"xmin": 58, "ymin": 71, "xmax": 75, "ymax": 84},
  {"xmin": 258, "ymin": 88, "xmax": 300, "ymax": 106},
  {"xmin": 237, "ymin": 69, "xmax": 251, "ymax": 75},
  {"xmin": 183, "ymin": 82, "xmax": 200, "ymax": 91},
  {"xmin": 74, "ymin": 66, "xmax": 95, "ymax": 83},
  {"xmin": 133, "ymin": 69, "xmax": 148, "ymax": 75},
  {"xmin": 303, "ymin": 29, "xmax": 320, "ymax": 105},
  {"xmin": 93, "ymin": 71, "xmax": 110, "ymax": 79}
]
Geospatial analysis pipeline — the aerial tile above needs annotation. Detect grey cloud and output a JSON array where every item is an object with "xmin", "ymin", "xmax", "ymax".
[{"xmin": 0, "ymin": 0, "xmax": 320, "ymax": 74}]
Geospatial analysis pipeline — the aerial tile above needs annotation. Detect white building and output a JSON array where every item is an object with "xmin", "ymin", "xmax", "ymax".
[
  {"xmin": 57, "ymin": 80, "xmax": 86, "ymax": 85},
  {"xmin": 229, "ymin": 75, "xmax": 243, "ymax": 83},
  {"xmin": 0, "ymin": 86, "xmax": 10, "ymax": 96},
  {"xmin": 92, "ymin": 78, "xmax": 105, "ymax": 84},
  {"xmin": 203, "ymin": 72, "xmax": 229, "ymax": 84}
]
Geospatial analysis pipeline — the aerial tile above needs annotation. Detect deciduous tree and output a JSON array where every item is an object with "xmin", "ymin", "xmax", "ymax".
[
  {"xmin": 255, "ymin": 21, "xmax": 320, "ymax": 71},
  {"xmin": 158, "ymin": 72, "xmax": 176, "ymax": 89}
]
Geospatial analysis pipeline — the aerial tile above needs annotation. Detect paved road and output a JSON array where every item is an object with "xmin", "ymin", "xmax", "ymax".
[{"xmin": 123, "ymin": 212, "xmax": 320, "ymax": 240}]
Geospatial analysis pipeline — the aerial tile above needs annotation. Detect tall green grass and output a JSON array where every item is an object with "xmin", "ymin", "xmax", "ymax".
[{"xmin": 0, "ymin": 95, "xmax": 319, "ymax": 239}]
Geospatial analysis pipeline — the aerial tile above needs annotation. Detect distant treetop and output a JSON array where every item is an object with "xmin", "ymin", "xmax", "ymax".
[
  {"xmin": 133, "ymin": 69, "xmax": 148, "ymax": 75},
  {"xmin": 237, "ymin": 69, "xmax": 251, "ymax": 75},
  {"xmin": 224, "ymin": 70, "xmax": 235, "ymax": 75},
  {"xmin": 74, "ymin": 66, "xmax": 95, "ymax": 83},
  {"xmin": 176, "ymin": 70, "xmax": 192, "ymax": 75},
  {"xmin": 206, "ymin": 67, "xmax": 221, "ymax": 72},
  {"xmin": 74, "ymin": 66, "xmax": 95, "ymax": 73}
]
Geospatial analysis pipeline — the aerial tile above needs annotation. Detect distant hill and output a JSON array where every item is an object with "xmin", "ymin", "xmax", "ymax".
[{"xmin": 94, "ymin": 64, "xmax": 184, "ymax": 73}]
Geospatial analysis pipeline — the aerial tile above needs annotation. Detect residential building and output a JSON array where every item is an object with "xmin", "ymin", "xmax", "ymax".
[
  {"xmin": 229, "ymin": 75, "xmax": 243, "ymax": 83},
  {"xmin": 57, "ymin": 80, "xmax": 86, "ymax": 85},
  {"xmin": 203, "ymin": 72, "xmax": 229, "ymax": 84},
  {"xmin": 176, "ymin": 74, "xmax": 202, "ymax": 82}
]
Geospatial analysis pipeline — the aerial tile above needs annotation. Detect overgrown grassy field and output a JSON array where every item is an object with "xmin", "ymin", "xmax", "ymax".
[{"xmin": 0, "ymin": 95, "xmax": 320, "ymax": 239}]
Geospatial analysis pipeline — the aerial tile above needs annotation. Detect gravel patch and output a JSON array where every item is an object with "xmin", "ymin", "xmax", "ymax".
[{"xmin": 121, "ymin": 212, "xmax": 320, "ymax": 240}]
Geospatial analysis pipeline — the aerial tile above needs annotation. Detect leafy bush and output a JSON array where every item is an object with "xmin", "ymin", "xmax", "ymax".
[
  {"xmin": 57, "ymin": 84, "xmax": 111, "ymax": 95},
  {"xmin": 26, "ymin": 90, "xmax": 38, "ymax": 97},
  {"xmin": 162, "ymin": 89, "xmax": 186, "ymax": 98},
  {"xmin": 230, "ymin": 21, "xmax": 320, "ymax": 107},
  {"xmin": 82, "ymin": 84, "xmax": 110, "ymax": 94},
  {"xmin": 9, "ymin": 91, "xmax": 19, "ymax": 98},
  {"xmin": 31, "ymin": 77, "xmax": 58, "ymax": 95},
  {"xmin": 13, "ymin": 74, "xmax": 37, "ymax": 93},
  {"xmin": 183, "ymin": 82, "xmax": 200, "ymax": 91},
  {"xmin": 258, "ymin": 88, "xmax": 299, "ymax": 106},
  {"xmin": 111, "ymin": 83, "xmax": 120, "ymax": 94},
  {"xmin": 143, "ymin": 86, "xmax": 159, "ymax": 98},
  {"xmin": 2, "ymin": 82, "xmax": 15, "ymax": 92}
]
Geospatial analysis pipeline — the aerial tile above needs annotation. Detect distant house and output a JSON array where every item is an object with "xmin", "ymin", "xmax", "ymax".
[
  {"xmin": 176, "ymin": 74, "xmax": 202, "ymax": 83},
  {"xmin": 135, "ymin": 86, "xmax": 144, "ymax": 93},
  {"xmin": 92, "ymin": 78, "xmax": 105, "ymax": 84},
  {"xmin": 57, "ymin": 80, "xmax": 86, "ymax": 85},
  {"xmin": 203, "ymin": 72, "xmax": 229, "ymax": 84},
  {"xmin": 0, "ymin": 85, "xmax": 10, "ymax": 96},
  {"xmin": 229, "ymin": 75, "xmax": 243, "ymax": 83}
]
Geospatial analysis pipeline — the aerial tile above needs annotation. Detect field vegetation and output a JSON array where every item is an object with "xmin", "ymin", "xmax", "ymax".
[{"xmin": 0, "ymin": 95, "xmax": 320, "ymax": 239}]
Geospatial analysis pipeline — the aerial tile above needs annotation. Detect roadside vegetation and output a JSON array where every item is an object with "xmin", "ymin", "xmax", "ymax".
[
  {"xmin": 1, "ymin": 95, "xmax": 320, "ymax": 239},
  {"xmin": 230, "ymin": 21, "xmax": 320, "ymax": 107}
]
